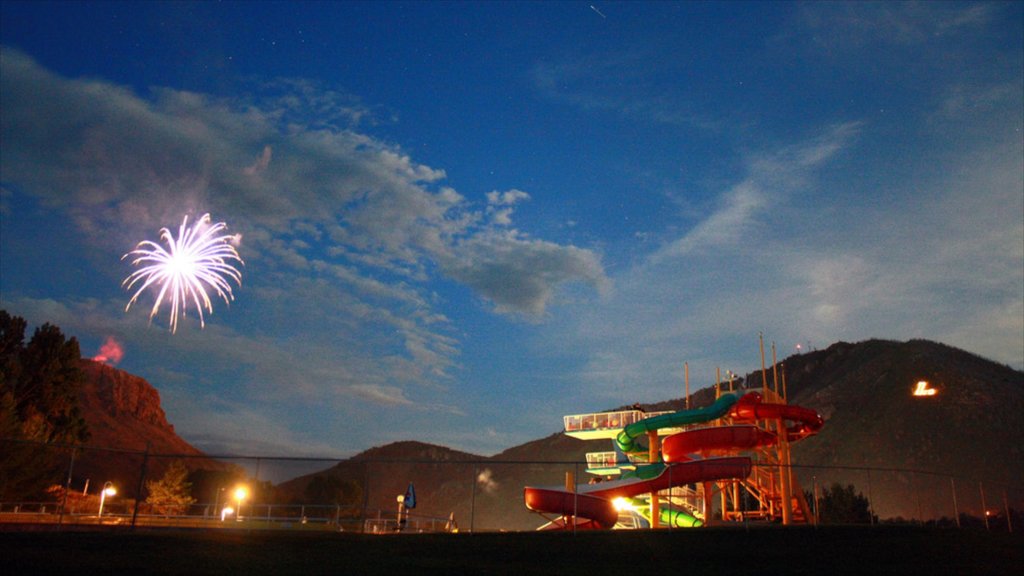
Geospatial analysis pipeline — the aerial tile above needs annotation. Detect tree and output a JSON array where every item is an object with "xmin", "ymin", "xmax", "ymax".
[
  {"xmin": 810, "ymin": 483, "xmax": 875, "ymax": 524},
  {"xmin": 145, "ymin": 461, "xmax": 197, "ymax": 516},
  {"xmin": 303, "ymin": 474, "xmax": 363, "ymax": 507},
  {"xmin": 0, "ymin": 311, "xmax": 89, "ymax": 500}
]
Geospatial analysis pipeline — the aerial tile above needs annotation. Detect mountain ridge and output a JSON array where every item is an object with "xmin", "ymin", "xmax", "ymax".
[{"xmin": 68, "ymin": 339, "xmax": 1022, "ymax": 527}]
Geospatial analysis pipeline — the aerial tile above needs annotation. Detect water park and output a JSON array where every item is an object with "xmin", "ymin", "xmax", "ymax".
[{"xmin": 524, "ymin": 364, "xmax": 824, "ymax": 530}]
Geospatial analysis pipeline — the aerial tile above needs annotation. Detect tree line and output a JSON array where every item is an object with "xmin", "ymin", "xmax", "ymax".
[{"xmin": 0, "ymin": 310, "xmax": 90, "ymax": 500}]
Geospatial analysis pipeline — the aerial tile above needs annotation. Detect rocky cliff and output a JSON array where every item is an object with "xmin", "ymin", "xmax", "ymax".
[{"xmin": 72, "ymin": 359, "xmax": 219, "ymax": 497}]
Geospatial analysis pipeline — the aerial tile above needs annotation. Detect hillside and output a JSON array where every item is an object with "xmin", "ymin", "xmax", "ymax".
[
  {"xmin": 278, "ymin": 339, "xmax": 1022, "ymax": 529},
  {"xmin": 758, "ymin": 339, "xmax": 1024, "ymax": 520},
  {"xmin": 72, "ymin": 359, "xmax": 223, "ymax": 498}
]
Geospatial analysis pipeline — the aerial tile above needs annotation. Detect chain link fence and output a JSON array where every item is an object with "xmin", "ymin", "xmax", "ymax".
[{"xmin": 1, "ymin": 439, "xmax": 1019, "ymax": 533}]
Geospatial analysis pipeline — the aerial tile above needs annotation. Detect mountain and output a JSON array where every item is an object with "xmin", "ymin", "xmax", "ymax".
[
  {"xmin": 762, "ymin": 339, "xmax": 1023, "ymax": 520},
  {"xmin": 278, "ymin": 339, "xmax": 1022, "ymax": 529},
  {"xmin": 71, "ymin": 359, "xmax": 222, "ymax": 498}
]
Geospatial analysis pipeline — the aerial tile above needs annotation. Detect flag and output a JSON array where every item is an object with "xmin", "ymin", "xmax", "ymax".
[{"xmin": 403, "ymin": 482, "xmax": 416, "ymax": 509}]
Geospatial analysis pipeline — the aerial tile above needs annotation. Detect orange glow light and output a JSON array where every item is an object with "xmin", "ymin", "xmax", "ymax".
[{"xmin": 913, "ymin": 381, "xmax": 937, "ymax": 397}]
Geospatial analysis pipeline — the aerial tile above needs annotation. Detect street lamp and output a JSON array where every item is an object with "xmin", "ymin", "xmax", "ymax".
[
  {"xmin": 98, "ymin": 481, "xmax": 117, "ymax": 519},
  {"xmin": 233, "ymin": 486, "xmax": 248, "ymax": 522}
]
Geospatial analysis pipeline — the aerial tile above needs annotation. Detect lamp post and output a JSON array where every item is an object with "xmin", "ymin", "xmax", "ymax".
[
  {"xmin": 233, "ymin": 486, "xmax": 248, "ymax": 522},
  {"xmin": 213, "ymin": 487, "xmax": 226, "ymax": 518},
  {"xmin": 98, "ymin": 481, "xmax": 117, "ymax": 519}
]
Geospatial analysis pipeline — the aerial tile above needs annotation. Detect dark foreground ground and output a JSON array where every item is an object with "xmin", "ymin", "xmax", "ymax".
[{"xmin": 1, "ymin": 525, "xmax": 1020, "ymax": 575}]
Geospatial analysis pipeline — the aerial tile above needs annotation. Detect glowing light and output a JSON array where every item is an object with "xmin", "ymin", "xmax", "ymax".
[
  {"xmin": 234, "ymin": 486, "xmax": 249, "ymax": 502},
  {"xmin": 122, "ymin": 214, "xmax": 243, "ymax": 333},
  {"xmin": 913, "ymin": 381, "xmax": 937, "ymax": 397},
  {"xmin": 612, "ymin": 497, "xmax": 636, "ymax": 512}
]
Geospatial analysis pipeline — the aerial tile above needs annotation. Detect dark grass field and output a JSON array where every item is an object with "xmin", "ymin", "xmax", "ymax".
[{"xmin": 1, "ymin": 525, "xmax": 1021, "ymax": 575}]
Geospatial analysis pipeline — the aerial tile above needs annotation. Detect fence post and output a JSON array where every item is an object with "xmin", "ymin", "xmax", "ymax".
[
  {"xmin": 572, "ymin": 461, "xmax": 578, "ymax": 535},
  {"xmin": 980, "ymin": 482, "xmax": 989, "ymax": 531},
  {"xmin": 813, "ymin": 476, "xmax": 819, "ymax": 527},
  {"xmin": 914, "ymin": 471, "xmax": 923, "ymax": 525},
  {"xmin": 950, "ymin": 478, "xmax": 960, "ymax": 528},
  {"xmin": 866, "ymin": 469, "xmax": 875, "ymax": 525},
  {"xmin": 470, "ymin": 465, "xmax": 477, "ymax": 534},
  {"xmin": 1004, "ymin": 491, "xmax": 1013, "ymax": 533},
  {"xmin": 361, "ymin": 461, "xmax": 370, "ymax": 533},
  {"xmin": 130, "ymin": 443, "xmax": 150, "ymax": 529},
  {"xmin": 57, "ymin": 445, "xmax": 76, "ymax": 529}
]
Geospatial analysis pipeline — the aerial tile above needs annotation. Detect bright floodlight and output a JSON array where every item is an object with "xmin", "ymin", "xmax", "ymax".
[
  {"xmin": 612, "ymin": 497, "xmax": 635, "ymax": 512},
  {"xmin": 123, "ymin": 213, "xmax": 243, "ymax": 333}
]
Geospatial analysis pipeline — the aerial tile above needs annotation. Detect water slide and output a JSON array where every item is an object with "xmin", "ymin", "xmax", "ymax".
[
  {"xmin": 524, "ymin": 391, "xmax": 825, "ymax": 529},
  {"xmin": 615, "ymin": 392, "xmax": 741, "ymax": 453},
  {"xmin": 661, "ymin": 392, "xmax": 824, "ymax": 461},
  {"xmin": 523, "ymin": 457, "xmax": 752, "ymax": 529},
  {"xmin": 525, "ymin": 392, "xmax": 752, "ymax": 529}
]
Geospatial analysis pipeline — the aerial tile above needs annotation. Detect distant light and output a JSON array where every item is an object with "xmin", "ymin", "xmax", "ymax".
[
  {"xmin": 913, "ymin": 381, "xmax": 937, "ymax": 397},
  {"xmin": 234, "ymin": 486, "xmax": 249, "ymax": 501}
]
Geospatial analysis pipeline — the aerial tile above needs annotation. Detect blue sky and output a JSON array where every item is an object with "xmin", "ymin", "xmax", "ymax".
[{"xmin": 2, "ymin": 1, "xmax": 1021, "ymax": 458}]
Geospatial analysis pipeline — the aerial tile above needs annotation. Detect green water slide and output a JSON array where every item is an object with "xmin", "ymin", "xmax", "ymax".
[
  {"xmin": 615, "ymin": 392, "xmax": 741, "ymax": 454},
  {"xmin": 624, "ymin": 496, "xmax": 703, "ymax": 528}
]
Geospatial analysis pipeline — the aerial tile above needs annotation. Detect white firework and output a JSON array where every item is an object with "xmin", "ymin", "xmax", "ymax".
[{"xmin": 123, "ymin": 213, "xmax": 243, "ymax": 333}]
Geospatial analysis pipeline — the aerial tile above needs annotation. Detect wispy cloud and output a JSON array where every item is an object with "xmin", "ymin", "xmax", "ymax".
[
  {"xmin": 794, "ymin": 1, "xmax": 996, "ymax": 48},
  {"xmin": 547, "ymin": 106, "xmax": 1022, "ymax": 403},
  {"xmin": 532, "ymin": 51, "xmax": 716, "ymax": 130},
  {"xmin": 0, "ymin": 48, "xmax": 607, "ymax": 383}
]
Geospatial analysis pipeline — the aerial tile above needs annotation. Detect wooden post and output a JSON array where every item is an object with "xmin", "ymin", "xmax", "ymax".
[
  {"xmin": 702, "ymin": 481, "xmax": 714, "ymax": 527},
  {"xmin": 648, "ymin": 430, "xmax": 661, "ymax": 528},
  {"xmin": 778, "ymin": 419, "xmax": 793, "ymax": 525}
]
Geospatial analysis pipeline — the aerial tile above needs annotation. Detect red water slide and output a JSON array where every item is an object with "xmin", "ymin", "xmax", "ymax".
[{"xmin": 728, "ymin": 392, "xmax": 824, "ymax": 441}]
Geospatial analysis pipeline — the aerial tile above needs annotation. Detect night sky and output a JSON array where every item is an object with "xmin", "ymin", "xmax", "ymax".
[{"xmin": 1, "ymin": 1, "xmax": 1021, "ymax": 459}]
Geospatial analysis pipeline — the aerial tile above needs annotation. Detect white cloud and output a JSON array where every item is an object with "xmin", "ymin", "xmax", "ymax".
[{"xmin": 0, "ymin": 48, "xmax": 608, "ymax": 390}]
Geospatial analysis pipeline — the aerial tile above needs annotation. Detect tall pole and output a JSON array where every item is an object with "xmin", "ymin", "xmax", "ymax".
[
  {"xmin": 771, "ymin": 342, "xmax": 779, "ymax": 397},
  {"xmin": 759, "ymin": 332, "xmax": 768, "ymax": 398},
  {"xmin": 684, "ymin": 362, "xmax": 690, "ymax": 410},
  {"xmin": 781, "ymin": 364, "xmax": 788, "ymax": 402}
]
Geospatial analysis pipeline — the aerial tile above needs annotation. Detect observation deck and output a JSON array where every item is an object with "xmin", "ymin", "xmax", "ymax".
[{"xmin": 562, "ymin": 409, "xmax": 682, "ymax": 440}]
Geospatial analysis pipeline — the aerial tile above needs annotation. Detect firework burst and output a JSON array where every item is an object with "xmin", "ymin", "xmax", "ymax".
[{"xmin": 123, "ymin": 213, "xmax": 243, "ymax": 333}]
